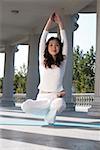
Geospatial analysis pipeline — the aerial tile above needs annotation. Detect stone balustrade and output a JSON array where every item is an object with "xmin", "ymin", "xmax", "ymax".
[
  {"xmin": 72, "ymin": 93, "xmax": 95, "ymax": 106},
  {"xmin": 0, "ymin": 93, "xmax": 95, "ymax": 107}
]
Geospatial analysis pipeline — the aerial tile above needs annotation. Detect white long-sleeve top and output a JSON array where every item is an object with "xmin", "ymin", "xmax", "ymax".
[{"xmin": 38, "ymin": 29, "xmax": 68, "ymax": 92}]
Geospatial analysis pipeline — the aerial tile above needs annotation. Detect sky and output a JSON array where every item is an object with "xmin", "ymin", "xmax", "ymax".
[
  {"xmin": 74, "ymin": 13, "xmax": 96, "ymax": 52},
  {"xmin": 0, "ymin": 13, "xmax": 96, "ymax": 78}
]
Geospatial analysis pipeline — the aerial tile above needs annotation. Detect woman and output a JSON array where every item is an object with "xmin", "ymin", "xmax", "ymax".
[{"xmin": 21, "ymin": 12, "xmax": 68, "ymax": 124}]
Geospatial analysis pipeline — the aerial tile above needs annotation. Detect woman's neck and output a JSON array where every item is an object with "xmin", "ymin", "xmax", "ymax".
[{"xmin": 52, "ymin": 55, "xmax": 56, "ymax": 61}]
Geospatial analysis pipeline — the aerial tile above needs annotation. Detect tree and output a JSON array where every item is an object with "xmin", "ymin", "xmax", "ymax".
[
  {"xmin": 14, "ymin": 63, "xmax": 27, "ymax": 93},
  {"xmin": 73, "ymin": 46, "xmax": 96, "ymax": 93},
  {"xmin": 0, "ymin": 47, "xmax": 96, "ymax": 94}
]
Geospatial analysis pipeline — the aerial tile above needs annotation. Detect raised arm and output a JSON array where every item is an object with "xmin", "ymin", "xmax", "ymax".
[
  {"xmin": 39, "ymin": 13, "xmax": 68, "ymax": 64},
  {"xmin": 39, "ymin": 15, "xmax": 53, "ymax": 64},
  {"xmin": 54, "ymin": 13, "xmax": 68, "ymax": 56},
  {"xmin": 60, "ymin": 29, "xmax": 68, "ymax": 56}
]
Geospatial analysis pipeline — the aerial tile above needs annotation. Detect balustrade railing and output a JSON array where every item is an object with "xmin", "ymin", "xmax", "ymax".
[
  {"xmin": 0, "ymin": 93, "xmax": 95, "ymax": 107},
  {"xmin": 72, "ymin": 93, "xmax": 94, "ymax": 106}
]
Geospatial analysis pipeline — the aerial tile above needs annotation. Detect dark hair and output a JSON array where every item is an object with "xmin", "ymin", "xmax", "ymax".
[{"xmin": 44, "ymin": 37, "xmax": 64, "ymax": 68}]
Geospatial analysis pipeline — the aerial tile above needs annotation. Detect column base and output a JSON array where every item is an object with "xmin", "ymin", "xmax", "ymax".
[
  {"xmin": 0, "ymin": 97, "xmax": 15, "ymax": 107},
  {"xmin": 66, "ymin": 102, "xmax": 75, "ymax": 111},
  {"xmin": 88, "ymin": 96, "xmax": 100, "ymax": 117}
]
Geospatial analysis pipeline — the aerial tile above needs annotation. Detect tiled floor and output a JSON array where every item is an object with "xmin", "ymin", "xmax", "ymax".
[{"xmin": 0, "ymin": 106, "xmax": 100, "ymax": 150}]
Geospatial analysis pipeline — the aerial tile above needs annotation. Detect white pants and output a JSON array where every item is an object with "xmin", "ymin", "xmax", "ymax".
[{"xmin": 21, "ymin": 92, "xmax": 66, "ymax": 124}]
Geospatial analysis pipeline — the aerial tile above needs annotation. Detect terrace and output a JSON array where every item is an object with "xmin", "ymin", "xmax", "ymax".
[
  {"xmin": 0, "ymin": 0, "xmax": 100, "ymax": 149},
  {"xmin": 0, "ymin": 93, "xmax": 100, "ymax": 149}
]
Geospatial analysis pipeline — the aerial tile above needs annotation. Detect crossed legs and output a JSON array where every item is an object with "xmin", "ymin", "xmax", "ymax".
[
  {"xmin": 21, "ymin": 93, "xmax": 66, "ymax": 124},
  {"xmin": 45, "ymin": 97, "xmax": 66, "ymax": 124},
  {"xmin": 21, "ymin": 99, "xmax": 50, "ymax": 115}
]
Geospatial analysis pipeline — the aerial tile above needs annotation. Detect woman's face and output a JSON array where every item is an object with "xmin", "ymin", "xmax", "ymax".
[{"xmin": 48, "ymin": 39, "xmax": 60, "ymax": 57}]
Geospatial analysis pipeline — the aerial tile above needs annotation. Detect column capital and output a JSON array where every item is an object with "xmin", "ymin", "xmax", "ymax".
[
  {"xmin": 5, "ymin": 44, "xmax": 18, "ymax": 53},
  {"xmin": 72, "ymin": 14, "xmax": 79, "ymax": 31},
  {"xmin": 62, "ymin": 14, "xmax": 79, "ymax": 33}
]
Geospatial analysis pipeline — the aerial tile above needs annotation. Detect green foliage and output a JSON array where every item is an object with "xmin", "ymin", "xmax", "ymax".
[
  {"xmin": 0, "ymin": 47, "xmax": 96, "ymax": 93},
  {"xmin": 73, "ymin": 46, "xmax": 96, "ymax": 93},
  {"xmin": 14, "ymin": 64, "xmax": 27, "ymax": 93}
]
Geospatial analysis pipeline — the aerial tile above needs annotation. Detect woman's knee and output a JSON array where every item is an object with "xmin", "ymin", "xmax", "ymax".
[
  {"xmin": 50, "ymin": 98, "xmax": 66, "ymax": 112},
  {"xmin": 21, "ymin": 99, "xmax": 34, "ymax": 113}
]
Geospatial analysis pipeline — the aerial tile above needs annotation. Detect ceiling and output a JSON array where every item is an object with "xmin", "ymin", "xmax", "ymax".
[{"xmin": 0, "ymin": 0, "xmax": 96, "ymax": 51}]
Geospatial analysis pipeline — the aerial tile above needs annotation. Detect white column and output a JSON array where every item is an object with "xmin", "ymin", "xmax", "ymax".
[
  {"xmin": 0, "ymin": 45, "xmax": 16, "ymax": 107},
  {"xmin": 26, "ymin": 34, "xmax": 39, "ymax": 99},
  {"xmin": 88, "ymin": 0, "xmax": 100, "ymax": 116},
  {"xmin": 63, "ymin": 15, "xmax": 78, "ymax": 110}
]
